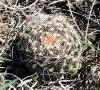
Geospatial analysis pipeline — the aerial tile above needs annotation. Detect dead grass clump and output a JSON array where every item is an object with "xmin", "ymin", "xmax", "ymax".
[{"xmin": 0, "ymin": 0, "xmax": 100, "ymax": 89}]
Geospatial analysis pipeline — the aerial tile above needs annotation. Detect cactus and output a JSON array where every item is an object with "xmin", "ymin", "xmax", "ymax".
[{"xmin": 22, "ymin": 12, "xmax": 83, "ymax": 74}]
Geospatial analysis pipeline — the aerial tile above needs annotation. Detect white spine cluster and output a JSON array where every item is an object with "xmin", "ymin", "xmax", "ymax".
[{"xmin": 23, "ymin": 12, "xmax": 83, "ymax": 71}]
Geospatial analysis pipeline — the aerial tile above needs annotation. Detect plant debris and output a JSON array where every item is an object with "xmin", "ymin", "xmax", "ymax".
[{"xmin": 0, "ymin": 0, "xmax": 100, "ymax": 90}]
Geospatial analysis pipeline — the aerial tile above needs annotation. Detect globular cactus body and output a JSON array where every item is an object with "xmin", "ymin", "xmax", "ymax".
[{"xmin": 23, "ymin": 12, "xmax": 83, "ymax": 73}]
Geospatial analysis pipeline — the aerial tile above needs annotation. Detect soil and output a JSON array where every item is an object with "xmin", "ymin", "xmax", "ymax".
[{"xmin": 0, "ymin": 0, "xmax": 100, "ymax": 89}]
